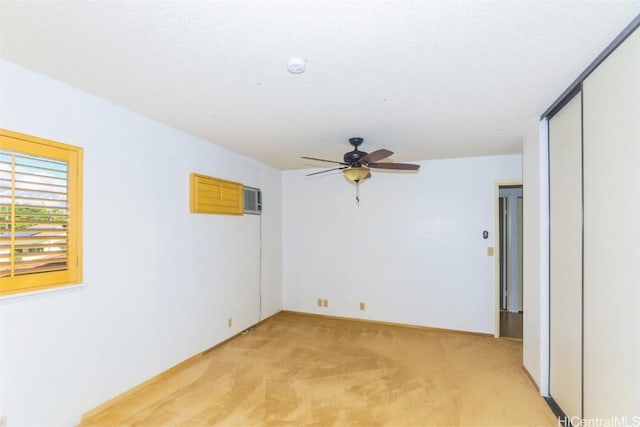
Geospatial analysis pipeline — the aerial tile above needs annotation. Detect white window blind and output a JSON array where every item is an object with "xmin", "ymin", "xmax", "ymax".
[{"xmin": 0, "ymin": 150, "xmax": 70, "ymax": 277}]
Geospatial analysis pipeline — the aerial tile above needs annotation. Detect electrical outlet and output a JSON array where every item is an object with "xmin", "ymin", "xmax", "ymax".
[
  {"xmin": 323, "ymin": 299, "xmax": 328, "ymax": 307},
  {"xmin": 228, "ymin": 318, "xmax": 232, "ymax": 327},
  {"xmin": 0, "ymin": 414, "xmax": 7, "ymax": 427},
  {"xmin": 317, "ymin": 298, "xmax": 322, "ymax": 307},
  {"xmin": 360, "ymin": 302, "xmax": 365, "ymax": 311}
]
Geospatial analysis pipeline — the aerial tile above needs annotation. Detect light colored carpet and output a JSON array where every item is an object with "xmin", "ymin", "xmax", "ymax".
[{"xmin": 81, "ymin": 311, "xmax": 557, "ymax": 426}]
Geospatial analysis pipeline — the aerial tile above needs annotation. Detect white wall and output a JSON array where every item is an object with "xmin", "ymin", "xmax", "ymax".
[
  {"xmin": 522, "ymin": 119, "xmax": 549, "ymax": 394},
  {"xmin": 0, "ymin": 59, "xmax": 283, "ymax": 427},
  {"xmin": 282, "ymin": 155, "xmax": 522, "ymax": 334}
]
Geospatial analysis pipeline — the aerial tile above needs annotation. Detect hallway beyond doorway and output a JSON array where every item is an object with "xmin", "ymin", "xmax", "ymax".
[
  {"xmin": 500, "ymin": 310, "xmax": 523, "ymax": 340},
  {"xmin": 496, "ymin": 183, "xmax": 523, "ymax": 340}
]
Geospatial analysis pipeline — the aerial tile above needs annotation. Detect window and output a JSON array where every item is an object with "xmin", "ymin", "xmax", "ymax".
[{"xmin": 0, "ymin": 129, "xmax": 83, "ymax": 295}]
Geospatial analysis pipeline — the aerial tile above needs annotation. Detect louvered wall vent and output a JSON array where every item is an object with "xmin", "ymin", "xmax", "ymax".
[
  {"xmin": 243, "ymin": 186, "xmax": 262, "ymax": 215},
  {"xmin": 190, "ymin": 173, "xmax": 243, "ymax": 215}
]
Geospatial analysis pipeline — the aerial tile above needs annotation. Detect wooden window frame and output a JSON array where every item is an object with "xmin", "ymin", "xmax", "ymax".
[{"xmin": 0, "ymin": 129, "xmax": 83, "ymax": 295}]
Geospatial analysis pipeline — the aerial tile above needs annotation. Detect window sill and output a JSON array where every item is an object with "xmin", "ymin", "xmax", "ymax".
[{"xmin": 0, "ymin": 282, "xmax": 88, "ymax": 302}]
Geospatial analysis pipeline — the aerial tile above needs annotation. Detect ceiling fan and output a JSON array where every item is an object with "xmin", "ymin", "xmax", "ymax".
[{"xmin": 302, "ymin": 137, "xmax": 420, "ymax": 183}]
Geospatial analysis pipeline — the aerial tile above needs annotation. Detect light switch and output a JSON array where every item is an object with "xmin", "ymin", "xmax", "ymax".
[{"xmin": 487, "ymin": 247, "xmax": 494, "ymax": 256}]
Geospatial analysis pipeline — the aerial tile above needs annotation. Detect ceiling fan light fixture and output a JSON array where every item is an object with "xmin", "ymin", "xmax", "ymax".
[{"xmin": 343, "ymin": 167, "xmax": 370, "ymax": 183}]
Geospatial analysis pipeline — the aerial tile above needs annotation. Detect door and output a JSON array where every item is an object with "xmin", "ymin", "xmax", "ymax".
[
  {"xmin": 498, "ymin": 185, "xmax": 523, "ymax": 339},
  {"xmin": 582, "ymin": 28, "xmax": 640, "ymax": 419},
  {"xmin": 548, "ymin": 91, "xmax": 583, "ymax": 421}
]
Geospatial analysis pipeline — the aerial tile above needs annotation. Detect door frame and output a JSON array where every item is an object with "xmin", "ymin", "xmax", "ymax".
[{"xmin": 494, "ymin": 180, "xmax": 523, "ymax": 338}]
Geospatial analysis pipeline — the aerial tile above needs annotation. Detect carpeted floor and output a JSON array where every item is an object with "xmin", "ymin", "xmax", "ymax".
[{"xmin": 81, "ymin": 311, "xmax": 557, "ymax": 426}]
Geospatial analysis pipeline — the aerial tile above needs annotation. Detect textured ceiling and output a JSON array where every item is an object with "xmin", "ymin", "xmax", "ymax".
[{"xmin": 1, "ymin": 1, "xmax": 639, "ymax": 170}]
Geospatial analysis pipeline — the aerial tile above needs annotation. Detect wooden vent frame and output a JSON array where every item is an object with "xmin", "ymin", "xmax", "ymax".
[{"xmin": 190, "ymin": 173, "xmax": 243, "ymax": 215}]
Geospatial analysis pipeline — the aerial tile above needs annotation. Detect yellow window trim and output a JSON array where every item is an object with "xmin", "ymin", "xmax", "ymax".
[{"xmin": 0, "ymin": 129, "xmax": 83, "ymax": 296}]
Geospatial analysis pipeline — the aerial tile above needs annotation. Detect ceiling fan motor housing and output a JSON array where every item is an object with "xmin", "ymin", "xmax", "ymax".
[
  {"xmin": 344, "ymin": 149, "xmax": 368, "ymax": 166},
  {"xmin": 345, "ymin": 137, "xmax": 367, "ymax": 166}
]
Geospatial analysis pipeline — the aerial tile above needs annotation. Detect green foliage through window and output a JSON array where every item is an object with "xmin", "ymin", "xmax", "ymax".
[{"xmin": 0, "ymin": 206, "xmax": 67, "ymax": 230}]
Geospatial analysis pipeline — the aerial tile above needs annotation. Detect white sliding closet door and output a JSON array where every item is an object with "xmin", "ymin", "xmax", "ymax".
[
  {"xmin": 582, "ymin": 28, "xmax": 640, "ymax": 419},
  {"xmin": 549, "ymin": 92, "xmax": 583, "ymax": 420}
]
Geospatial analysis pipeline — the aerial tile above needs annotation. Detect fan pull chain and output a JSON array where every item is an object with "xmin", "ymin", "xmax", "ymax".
[{"xmin": 355, "ymin": 182, "xmax": 360, "ymax": 206}]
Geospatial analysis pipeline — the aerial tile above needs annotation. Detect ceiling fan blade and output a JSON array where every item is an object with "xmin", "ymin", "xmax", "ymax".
[
  {"xmin": 306, "ymin": 166, "xmax": 348, "ymax": 176},
  {"xmin": 361, "ymin": 149, "xmax": 393, "ymax": 164},
  {"xmin": 368, "ymin": 162, "xmax": 420, "ymax": 170},
  {"xmin": 301, "ymin": 156, "xmax": 348, "ymax": 165}
]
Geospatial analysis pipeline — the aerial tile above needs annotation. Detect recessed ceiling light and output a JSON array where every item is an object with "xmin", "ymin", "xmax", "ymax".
[{"xmin": 287, "ymin": 57, "xmax": 306, "ymax": 74}]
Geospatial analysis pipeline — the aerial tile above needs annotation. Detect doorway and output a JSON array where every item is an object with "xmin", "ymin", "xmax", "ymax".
[{"xmin": 497, "ymin": 185, "xmax": 523, "ymax": 339}]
